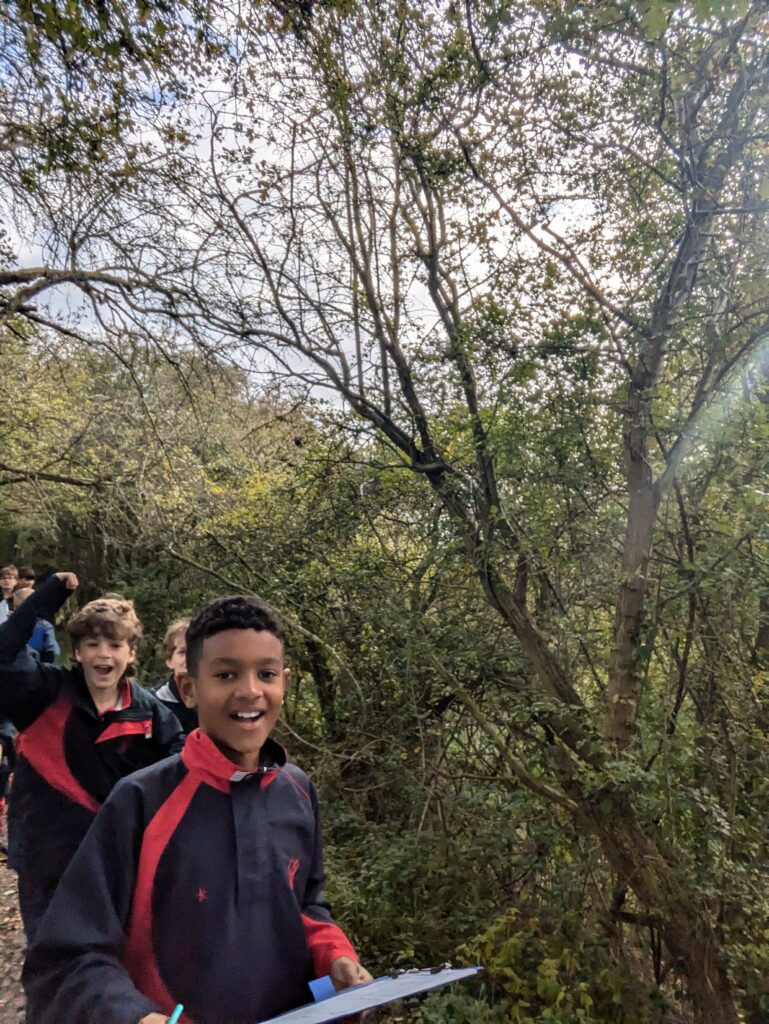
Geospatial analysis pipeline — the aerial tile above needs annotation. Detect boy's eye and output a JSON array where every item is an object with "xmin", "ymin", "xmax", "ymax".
[
  {"xmin": 216, "ymin": 671, "xmax": 237, "ymax": 681},
  {"xmin": 259, "ymin": 671, "xmax": 277, "ymax": 681}
]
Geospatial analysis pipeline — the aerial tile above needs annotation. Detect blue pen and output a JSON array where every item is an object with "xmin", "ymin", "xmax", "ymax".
[{"xmin": 167, "ymin": 1006, "xmax": 184, "ymax": 1024}]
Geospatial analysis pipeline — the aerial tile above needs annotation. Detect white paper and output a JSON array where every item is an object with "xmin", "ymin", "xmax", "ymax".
[{"xmin": 256, "ymin": 967, "xmax": 483, "ymax": 1024}]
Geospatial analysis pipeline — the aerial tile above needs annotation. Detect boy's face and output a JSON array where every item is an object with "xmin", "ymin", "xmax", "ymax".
[
  {"xmin": 74, "ymin": 635, "xmax": 136, "ymax": 698},
  {"xmin": 0, "ymin": 575, "xmax": 17, "ymax": 599},
  {"xmin": 165, "ymin": 635, "xmax": 187, "ymax": 677},
  {"xmin": 179, "ymin": 628, "xmax": 288, "ymax": 770}
]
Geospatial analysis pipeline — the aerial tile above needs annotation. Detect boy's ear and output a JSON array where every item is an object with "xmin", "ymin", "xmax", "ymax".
[
  {"xmin": 127, "ymin": 648, "xmax": 136, "ymax": 666},
  {"xmin": 281, "ymin": 667, "xmax": 290, "ymax": 704},
  {"xmin": 177, "ymin": 672, "xmax": 198, "ymax": 709},
  {"xmin": 73, "ymin": 646, "xmax": 82, "ymax": 664}
]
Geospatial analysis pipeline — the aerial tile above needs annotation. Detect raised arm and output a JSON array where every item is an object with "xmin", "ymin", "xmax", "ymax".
[
  {"xmin": 0, "ymin": 574, "xmax": 74, "ymax": 664},
  {"xmin": 0, "ymin": 573, "xmax": 77, "ymax": 725}
]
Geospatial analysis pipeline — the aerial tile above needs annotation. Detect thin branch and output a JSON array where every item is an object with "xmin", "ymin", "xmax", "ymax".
[
  {"xmin": 0, "ymin": 461, "xmax": 104, "ymax": 488},
  {"xmin": 166, "ymin": 545, "xmax": 365, "ymax": 702}
]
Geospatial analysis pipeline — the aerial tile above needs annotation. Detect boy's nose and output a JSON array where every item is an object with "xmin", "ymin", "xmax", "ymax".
[{"xmin": 237, "ymin": 671, "xmax": 265, "ymax": 697}]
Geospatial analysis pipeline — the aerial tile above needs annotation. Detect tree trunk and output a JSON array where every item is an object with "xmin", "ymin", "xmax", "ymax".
[
  {"xmin": 754, "ymin": 591, "xmax": 769, "ymax": 665},
  {"xmin": 606, "ymin": 356, "xmax": 660, "ymax": 747},
  {"xmin": 662, "ymin": 918, "xmax": 739, "ymax": 1024},
  {"xmin": 586, "ymin": 795, "xmax": 740, "ymax": 1024},
  {"xmin": 302, "ymin": 634, "xmax": 339, "ymax": 741}
]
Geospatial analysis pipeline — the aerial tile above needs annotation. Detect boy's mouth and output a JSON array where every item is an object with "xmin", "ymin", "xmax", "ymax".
[
  {"xmin": 230, "ymin": 710, "xmax": 266, "ymax": 726},
  {"xmin": 93, "ymin": 666, "xmax": 114, "ymax": 678}
]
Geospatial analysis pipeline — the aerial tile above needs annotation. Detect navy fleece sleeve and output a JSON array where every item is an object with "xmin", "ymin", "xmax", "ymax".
[
  {"xmin": 301, "ymin": 781, "xmax": 358, "ymax": 975},
  {"xmin": 150, "ymin": 693, "xmax": 185, "ymax": 757},
  {"xmin": 0, "ymin": 576, "xmax": 71, "ymax": 726},
  {"xmin": 22, "ymin": 777, "xmax": 159, "ymax": 1024},
  {"xmin": 0, "ymin": 575, "xmax": 68, "ymax": 663}
]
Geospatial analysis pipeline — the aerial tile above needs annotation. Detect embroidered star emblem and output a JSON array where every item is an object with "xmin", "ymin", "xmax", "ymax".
[{"xmin": 197, "ymin": 887, "xmax": 207, "ymax": 903}]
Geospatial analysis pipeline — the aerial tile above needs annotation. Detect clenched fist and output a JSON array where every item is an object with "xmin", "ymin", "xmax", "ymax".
[{"xmin": 54, "ymin": 572, "xmax": 79, "ymax": 591}]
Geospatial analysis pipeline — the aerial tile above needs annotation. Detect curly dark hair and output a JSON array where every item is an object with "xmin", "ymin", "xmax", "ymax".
[
  {"xmin": 67, "ymin": 597, "xmax": 143, "ymax": 649},
  {"xmin": 185, "ymin": 594, "xmax": 285, "ymax": 676}
]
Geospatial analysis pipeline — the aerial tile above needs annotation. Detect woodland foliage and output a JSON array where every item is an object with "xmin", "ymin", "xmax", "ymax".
[{"xmin": 3, "ymin": 1, "xmax": 769, "ymax": 1022}]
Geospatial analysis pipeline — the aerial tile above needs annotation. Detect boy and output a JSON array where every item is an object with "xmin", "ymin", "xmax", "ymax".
[
  {"xmin": 0, "ymin": 564, "xmax": 18, "ymax": 624},
  {"xmin": 24, "ymin": 593, "xmax": 372, "ymax": 1024},
  {"xmin": 0, "ymin": 571, "xmax": 184, "ymax": 942},
  {"xmin": 17, "ymin": 566, "xmax": 36, "ymax": 589},
  {"xmin": 152, "ymin": 617, "xmax": 198, "ymax": 733}
]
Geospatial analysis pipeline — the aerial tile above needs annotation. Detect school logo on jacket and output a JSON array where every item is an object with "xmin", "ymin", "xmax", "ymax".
[{"xmin": 287, "ymin": 858, "xmax": 300, "ymax": 890}]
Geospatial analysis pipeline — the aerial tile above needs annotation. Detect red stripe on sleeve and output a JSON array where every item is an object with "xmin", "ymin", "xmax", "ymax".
[
  {"xmin": 123, "ymin": 772, "xmax": 200, "ymax": 1022},
  {"xmin": 16, "ymin": 696, "xmax": 100, "ymax": 812},
  {"xmin": 301, "ymin": 914, "xmax": 359, "ymax": 977}
]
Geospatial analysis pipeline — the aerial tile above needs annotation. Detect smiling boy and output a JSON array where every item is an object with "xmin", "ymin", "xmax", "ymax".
[
  {"xmin": 24, "ymin": 592, "xmax": 371, "ymax": 1024},
  {"xmin": 182, "ymin": 619, "xmax": 284, "ymax": 763},
  {"xmin": 68, "ymin": 597, "xmax": 141, "ymax": 708},
  {"xmin": 0, "ymin": 572, "xmax": 184, "ymax": 942}
]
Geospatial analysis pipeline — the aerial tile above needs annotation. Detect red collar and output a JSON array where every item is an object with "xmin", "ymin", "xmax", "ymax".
[
  {"xmin": 181, "ymin": 730, "xmax": 286, "ymax": 791},
  {"xmin": 97, "ymin": 676, "xmax": 132, "ymax": 716}
]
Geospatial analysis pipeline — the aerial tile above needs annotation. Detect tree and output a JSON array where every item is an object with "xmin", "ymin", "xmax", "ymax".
[
  {"xmin": 122, "ymin": 1, "xmax": 767, "ymax": 1019},
  {"xmin": 0, "ymin": 0, "xmax": 217, "ymax": 328},
  {"xmin": 5, "ymin": 0, "xmax": 769, "ymax": 1018}
]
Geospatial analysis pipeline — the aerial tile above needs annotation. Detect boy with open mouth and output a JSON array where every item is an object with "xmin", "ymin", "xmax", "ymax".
[
  {"xmin": 24, "ymin": 591, "xmax": 372, "ymax": 1024},
  {"xmin": 0, "ymin": 571, "xmax": 184, "ymax": 943}
]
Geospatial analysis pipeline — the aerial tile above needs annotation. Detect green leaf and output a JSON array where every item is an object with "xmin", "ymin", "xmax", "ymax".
[{"xmin": 642, "ymin": 2, "xmax": 667, "ymax": 38}]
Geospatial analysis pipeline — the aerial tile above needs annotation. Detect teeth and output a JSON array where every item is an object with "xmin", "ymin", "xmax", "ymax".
[{"xmin": 235, "ymin": 711, "xmax": 262, "ymax": 720}]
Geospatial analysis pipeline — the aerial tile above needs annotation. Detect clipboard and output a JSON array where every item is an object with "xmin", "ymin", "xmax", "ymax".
[{"xmin": 256, "ymin": 966, "xmax": 483, "ymax": 1024}]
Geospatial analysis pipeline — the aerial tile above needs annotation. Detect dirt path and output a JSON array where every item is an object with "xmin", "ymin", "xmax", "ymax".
[{"xmin": 0, "ymin": 820, "xmax": 25, "ymax": 1024}]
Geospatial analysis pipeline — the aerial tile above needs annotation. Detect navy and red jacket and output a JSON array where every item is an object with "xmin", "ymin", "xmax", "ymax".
[
  {"xmin": 152, "ymin": 674, "xmax": 199, "ymax": 734},
  {"xmin": 24, "ymin": 730, "xmax": 360, "ymax": 1024},
  {"xmin": 0, "ymin": 575, "xmax": 185, "ymax": 885}
]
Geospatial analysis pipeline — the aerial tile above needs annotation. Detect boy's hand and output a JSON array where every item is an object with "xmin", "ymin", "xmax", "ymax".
[
  {"xmin": 137, "ymin": 964, "xmax": 372, "ymax": 1024},
  {"xmin": 54, "ymin": 572, "xmax": 79, "ymax": 590},
  {"xmin": 329, "ymin": 957, "xmax": 374, "ymax": 991}
]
